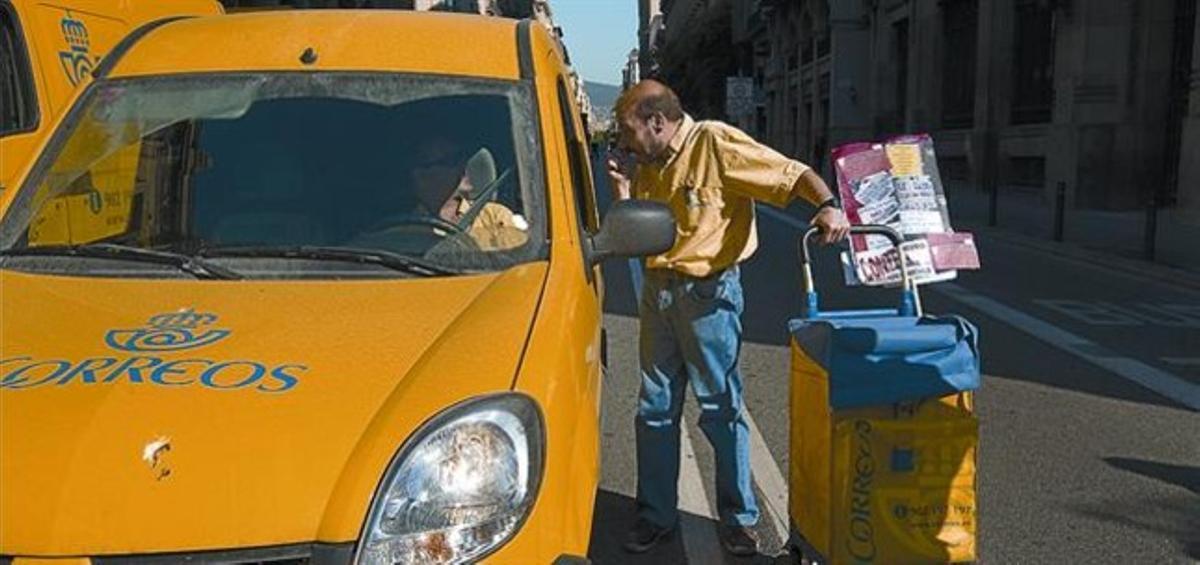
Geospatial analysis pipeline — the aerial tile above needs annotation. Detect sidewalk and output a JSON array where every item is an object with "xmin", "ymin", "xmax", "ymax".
[{"xmin": 945, "ymin": 184, "xmax": 1200, "ymax": 292}]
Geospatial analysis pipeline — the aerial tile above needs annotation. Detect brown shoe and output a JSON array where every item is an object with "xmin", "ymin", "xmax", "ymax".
[{"xmin": 719, "ymin": 524, "xmax": 759, "ymax": 557}]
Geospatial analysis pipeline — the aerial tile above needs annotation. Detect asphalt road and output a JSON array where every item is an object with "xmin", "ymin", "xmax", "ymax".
[{"xmin": 584, "ymin": 156, "xmax": 1200, "ymax": 564}]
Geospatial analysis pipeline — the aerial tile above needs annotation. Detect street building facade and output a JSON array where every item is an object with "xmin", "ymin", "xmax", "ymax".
[
  {"xmin": 639, "ymin": 0, "xmax": 664, "ymax": 80},
  {"xmin": 655, "ymin": 0, "xmax": 1200, "ymax": 270}
]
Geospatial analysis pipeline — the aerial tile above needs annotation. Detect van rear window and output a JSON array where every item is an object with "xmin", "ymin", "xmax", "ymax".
[{"xmin": 0, "ymin": 4, "xmax": 38, "ymax": 136}]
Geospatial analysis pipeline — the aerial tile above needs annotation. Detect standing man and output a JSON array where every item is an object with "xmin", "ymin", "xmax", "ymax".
[{"xmin": 607, "ymin": 79, "xmax": 849, "ymax": 556}]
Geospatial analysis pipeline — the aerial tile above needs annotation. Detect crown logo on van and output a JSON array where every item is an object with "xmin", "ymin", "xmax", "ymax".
[
  {"xmin": 57, "ymin": 11, "xmax": 96, "ymax": 86},
  {"xmin": 105, "ymin": 309, "xmax": 231, "ymax": 352},
  {"xmin": 60, "ymin": 12, "xmax": 90, "ymax": 53}
]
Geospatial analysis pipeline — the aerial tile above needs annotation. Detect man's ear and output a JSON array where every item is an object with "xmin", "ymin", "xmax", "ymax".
[{"xmin": 649, "ymin": 113, "xmax": 665, "ymax": 134}]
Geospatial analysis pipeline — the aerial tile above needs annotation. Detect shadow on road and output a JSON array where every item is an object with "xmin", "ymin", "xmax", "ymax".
[
  {"xmin": 1064, "ymin": 457, "xmax": 1200, "ymax": 560},
  {"xmin": 588, "ymin": 489, "xmax": 686, "ymax": 564},
  {"xmin": 1102, "ymin": 457, "xmax": 1200, "ymax": 495}
]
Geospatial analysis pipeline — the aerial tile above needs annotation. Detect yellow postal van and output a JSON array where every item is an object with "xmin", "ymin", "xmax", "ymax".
[{"xmin": 0, "ymin": 10, "xmax": 674, "ymax": 564}]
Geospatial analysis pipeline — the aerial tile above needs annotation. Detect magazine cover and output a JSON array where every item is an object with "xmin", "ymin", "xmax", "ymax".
[{"xmin": 832, "ymin": 134, "xmax": 978, "ymax": 286}]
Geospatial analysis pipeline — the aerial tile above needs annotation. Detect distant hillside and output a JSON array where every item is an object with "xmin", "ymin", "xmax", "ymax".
[{"xmin": 585, "ymin": 81, "xmax": 621, "ymax": 109}]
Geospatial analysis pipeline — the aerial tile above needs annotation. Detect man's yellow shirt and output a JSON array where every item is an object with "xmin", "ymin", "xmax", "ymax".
[{"xmin": 633, "ymin": 115, "xmax": 811, "ymax": 277}]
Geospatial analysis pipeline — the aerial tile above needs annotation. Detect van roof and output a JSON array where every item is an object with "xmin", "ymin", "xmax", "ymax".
[
  {"xmin": 11, "ymin": 0, "xmax": 223, "ymax": 20},
  {"xmin": 107, "ymin": 10, "xmax": 524, "ymax": 81}
]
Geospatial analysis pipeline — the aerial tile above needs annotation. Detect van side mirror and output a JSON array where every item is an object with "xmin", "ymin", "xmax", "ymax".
[{"xmin": 587, "ymin": 199, "xmax": 676, "ymax": 265}]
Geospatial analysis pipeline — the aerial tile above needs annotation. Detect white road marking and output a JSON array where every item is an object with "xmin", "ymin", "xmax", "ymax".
[
  {"xmin": 757, "ymin": 203, "xmax": 1200, "ymax": 411},
  {"xmin": 1034, "ymin": 299, "xmax": 1200, "ymax": 328},
  {"xmin": 679, "ymin": 422, "xmax": 725, "ymax": 563},
  {"xmin": 938, "ymin": 284, "xmax": 1200, "ymax": 411},
  {"xmin": 743, "ymin": 407, "xmax": 790, "ymax": 546},
  {"xmin": 678, "ymin": 422, "xmax": 715, "ymax": 517},
  {"xmin": 1033, "ymin": 299, "xmax": 1148, "ymax": 326}
]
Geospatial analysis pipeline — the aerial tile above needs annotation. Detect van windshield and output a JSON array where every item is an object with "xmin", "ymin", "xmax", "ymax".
[{"xmin": 0, "ymin": 73, "xmax": 546, "ymax": 278}]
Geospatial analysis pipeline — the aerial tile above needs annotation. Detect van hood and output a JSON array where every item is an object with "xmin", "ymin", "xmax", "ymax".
[{"xmin": 0, "ymin": 264, "xmax": 547, "ymax": 555}]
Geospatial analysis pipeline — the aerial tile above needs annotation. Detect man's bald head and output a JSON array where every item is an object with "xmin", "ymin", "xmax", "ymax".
[
  {"xmin": 615, "ymin": 79, "xmax": 684, "ymax": 123},
  {"xmin": 612, "ymin": 80, "xmax": 685, "ymax": 163}
]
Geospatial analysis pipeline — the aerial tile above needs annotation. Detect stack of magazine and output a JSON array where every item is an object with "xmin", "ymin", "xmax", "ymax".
[{"xmin": 832, "ymin": 134, "xmax": 981, "ymax": 287}]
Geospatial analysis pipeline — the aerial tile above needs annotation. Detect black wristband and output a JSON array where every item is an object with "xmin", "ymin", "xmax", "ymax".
[{"xmin": 817, "ymin": 196, "xmax": 841, "ymax": 211}]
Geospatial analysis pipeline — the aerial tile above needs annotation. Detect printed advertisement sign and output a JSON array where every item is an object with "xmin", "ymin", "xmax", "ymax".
[{"xmin": 832, "ymin": 134, "xmax": 979, "ymax": 287}]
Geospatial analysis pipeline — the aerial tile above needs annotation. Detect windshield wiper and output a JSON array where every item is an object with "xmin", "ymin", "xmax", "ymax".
[
  {"xmin": 199, "ymin": 245, "xmax": 462, "ymax": 276},
  {"xmin": 0, "ymin": 243, "xmax": 242, "ymax": 280}
]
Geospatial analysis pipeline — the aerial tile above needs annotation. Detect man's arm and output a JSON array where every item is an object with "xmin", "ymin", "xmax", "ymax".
[
  {"xmin": 793, "ymin": 169, "xmax": 850, "ymax": 245},
  {"xmin": 710, "ymin": 124, "xmax": 849, "ymax": 243}
]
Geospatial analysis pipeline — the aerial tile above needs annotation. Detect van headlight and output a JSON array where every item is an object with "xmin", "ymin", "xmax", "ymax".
[{"xmin": 356, "ymin": 394, "xmax": 545, "ymax": 564}]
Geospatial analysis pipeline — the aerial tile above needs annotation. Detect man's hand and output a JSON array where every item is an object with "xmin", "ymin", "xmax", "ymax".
[
  {"xmin": 811, "ymin": 206, "xmax": 850, "ymax": 245},
  {"xmin": 606, "ymin": 154, "xmax": 632, "ymax": 201}
]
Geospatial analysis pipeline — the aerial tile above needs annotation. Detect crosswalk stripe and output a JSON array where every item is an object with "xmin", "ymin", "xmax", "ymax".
[{"xmin": 937, "ymin": 283, "xmax": 1200, "ymax": 411}]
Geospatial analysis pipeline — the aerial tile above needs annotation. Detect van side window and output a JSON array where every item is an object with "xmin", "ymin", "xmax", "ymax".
[
  {"xmin": 556, "ymin": 77, "xmax": 599, "ymax": 234},
  {"xmin": 0, "ymin": 3, "xmax": 38, "ymax": 136}
]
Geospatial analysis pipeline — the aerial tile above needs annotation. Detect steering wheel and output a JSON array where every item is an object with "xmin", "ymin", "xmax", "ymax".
[
  {"xmin": 351, "ymin": 166, "xmax": 514, "ymax": 254},
  {"xmin": 361, "ymin": 212, "xmax": 465, "ymax": 236}
]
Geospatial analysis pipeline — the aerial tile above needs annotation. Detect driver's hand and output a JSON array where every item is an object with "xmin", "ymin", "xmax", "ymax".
[{"xmin": 439, "ymin": 194, "xmax": 466, "ymax": 224}]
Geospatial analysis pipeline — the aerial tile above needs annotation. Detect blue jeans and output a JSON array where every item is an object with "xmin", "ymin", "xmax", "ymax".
[{"xmin": 635, "ymin": 265, "xmax": 759, "ymax": 528}]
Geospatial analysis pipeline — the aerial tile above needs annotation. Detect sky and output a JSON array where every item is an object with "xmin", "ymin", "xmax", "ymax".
[{"xmin": 551, "ymin": 0, "xmax": 638, "ymax": 86}]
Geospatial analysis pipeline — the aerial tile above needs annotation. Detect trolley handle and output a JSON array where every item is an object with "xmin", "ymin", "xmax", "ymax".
[{"xmin": 798, "ymin": 225, "xmax": 919, "ymax": 318}]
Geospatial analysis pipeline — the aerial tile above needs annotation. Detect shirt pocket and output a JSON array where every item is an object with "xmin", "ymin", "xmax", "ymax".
[{"xmin": 679, "ymin": 184, "xmax": 724, "ymax": 229}]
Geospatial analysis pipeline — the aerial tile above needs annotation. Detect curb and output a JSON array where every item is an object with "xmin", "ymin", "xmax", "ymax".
[{"xmin": 959, "ymin": 222, "xmax": 1200, "ymax": 294}]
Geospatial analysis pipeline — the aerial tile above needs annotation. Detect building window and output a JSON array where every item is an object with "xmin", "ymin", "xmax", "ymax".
[
  {"xmin": 941, "ymin": 0, "xmax": 977, "ymax": 129},
  {"xmin": 1011, "ymin": 0, "xmax": 1055, "ymax": 125},
  {"xmin": 0, "ymin": 3, "xmax": 38, "ymax": 136}
]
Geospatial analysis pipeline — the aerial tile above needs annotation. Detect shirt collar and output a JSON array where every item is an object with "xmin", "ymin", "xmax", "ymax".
[{"xmin": 661, "ymin": 114, "xmax": 694, "ymax": 164}]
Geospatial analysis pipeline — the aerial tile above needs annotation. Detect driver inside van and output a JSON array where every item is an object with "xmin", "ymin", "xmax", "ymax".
[{"xmin": 410, "ymin": 135, "xmax": 528, "ymax": 251}]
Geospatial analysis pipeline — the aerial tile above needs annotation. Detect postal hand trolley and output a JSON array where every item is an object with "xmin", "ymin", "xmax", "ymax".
[{"xmin": 788, "ymin": 226, "xmax": 981, "ymax": 564}]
